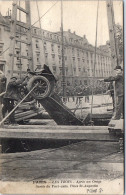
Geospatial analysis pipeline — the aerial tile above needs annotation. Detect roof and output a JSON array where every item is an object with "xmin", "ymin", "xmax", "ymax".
[{"xmin": 0, "ymin": 14, "xmax": 10, "ymax": 25}]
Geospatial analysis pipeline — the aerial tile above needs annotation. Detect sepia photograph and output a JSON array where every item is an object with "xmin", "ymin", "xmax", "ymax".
[{"xmin": 0, "ymin": 0, "xmax": 124, "ymax": 194}]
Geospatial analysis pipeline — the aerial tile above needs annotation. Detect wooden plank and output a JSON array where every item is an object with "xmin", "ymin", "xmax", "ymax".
[
  {"xmin": 15, "ymin": 113, "xmax": 39, "ymax": 121},
  {"xmin": 39, "ymin": 97, "xmax": 84, "ymax": 126},
  {"xmin": 15, "ymin": 110, "xmax": 37, "ymax": 118},
  {"xmin": 2, "ymin": 125, "xmax": 108, "ymax": 130},
  {"xmin": 0, "ymin": 128, "xmax": 118, "ymax": 141},
  {"xmin": 17, "ymin": 5, "xmax": 29, "ymax": 14}
]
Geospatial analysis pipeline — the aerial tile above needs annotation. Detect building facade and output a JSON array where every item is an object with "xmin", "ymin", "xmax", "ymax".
[{"xmin": 0, "ymin": 14, "xmax": 112, "ymax": 88}]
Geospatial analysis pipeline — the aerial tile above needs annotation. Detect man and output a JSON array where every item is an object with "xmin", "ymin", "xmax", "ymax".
[
  {"xmin": 107, "ymin": 81, "xmax": 114, "ymax": 111},
  {"xmin": 104, "ymin": 65, "xmax": 123, "ymax": 120},
  {"xmin": 2, "ymin": 76, "xmax": 26, "ymax": 124}
]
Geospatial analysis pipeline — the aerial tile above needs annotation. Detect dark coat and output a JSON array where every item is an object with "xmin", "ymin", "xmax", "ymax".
[
  {"xmin": 0, "ymin": 74, "xmax": 7, "ymax": 93},
  {"xmin": 104, "ymin": 74, "xmax": 123, "ymax": 96},
  {"xmin": 4, "ymin": 78, "xmax": 26, "ymax": 101},
  {"xmin": 108, "ymin": 82, "xmax": 114, "ymax": 97}
]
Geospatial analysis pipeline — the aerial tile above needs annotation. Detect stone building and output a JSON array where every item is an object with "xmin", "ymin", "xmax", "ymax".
[{"xmin": 0, "ymin": 13, "xmax": 112, "ymax": 88}]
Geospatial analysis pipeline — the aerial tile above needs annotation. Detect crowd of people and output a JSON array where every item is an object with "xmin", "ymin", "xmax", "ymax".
[
  {"xmin": 0, "ymin": 64, "xmax": 123, "ymax": 126},
  {"xmin": 54, "ymin": 81, "xmax": 109, "ymax": 98}
]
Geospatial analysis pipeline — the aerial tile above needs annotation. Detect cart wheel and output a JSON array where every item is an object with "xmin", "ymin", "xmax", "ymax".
[{"xmin": 27, "ymin": 76, "xmax": 52, "ymax": 99}]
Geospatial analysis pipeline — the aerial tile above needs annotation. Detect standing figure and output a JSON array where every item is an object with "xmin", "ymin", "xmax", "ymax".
[
  {"xmin": 2, "ymin": 76, "xmax": 26, "ymax": 124},
  {"xmin": 104, "ymin": 65, "xmax": 123, "ymax": 120},
  {"xmin": 107, "ymin": 81, "xmax": 114, "ymax": 111}
]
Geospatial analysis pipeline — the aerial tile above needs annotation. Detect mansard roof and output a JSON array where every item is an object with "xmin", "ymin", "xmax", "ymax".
[{"xmin": 0, "ymin": 14, "xmax": 10, "ymax": 25}]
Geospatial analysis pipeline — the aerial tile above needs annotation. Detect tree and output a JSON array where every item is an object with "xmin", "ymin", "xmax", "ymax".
[
  {"xmin": 106, "ymin": 24, "xmax": 123, "ymax": 65},
  {"xmin": 115, "ymin": 24, "xmax": 123, "ymax": 64}
]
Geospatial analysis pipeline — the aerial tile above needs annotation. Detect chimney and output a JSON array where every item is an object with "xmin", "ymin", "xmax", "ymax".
[
  {"xmin": 10, "ymin": 9, "xmax": 11, "ymax": 16},
  {"xmin": 68, "ymin": 29, "xmax": 71, "ymax": 33},
  {"xmin": 83, "ymin": 35, "xmax": 86, "ymax": 39},
  {"xmin": 73, "ymin": 31, "xmax": 76, "ymax": 34}
]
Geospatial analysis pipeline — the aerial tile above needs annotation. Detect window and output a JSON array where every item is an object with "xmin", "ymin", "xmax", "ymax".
[
  {"xmin": 86, "ymin": 52, "xmax": 88, "ymax": 58},
  {"xmin": 77, "ymin": 49, "xmax": 79, "ymax": 57},
  {"xmin": 53, "ymin": 66, "xmax": 56, "ymax": 74},
  {"xmin": 51, "ymin": 44, "xmax": 54, "ymax": 52},
  {"xmin": 16, "ymin": 51, "xmax": 20, "ymax": 60},
  {"xmin": 69, "ymin": 38, "xmax": 73, "ymax": 43},
  {"xmin": 45, "ymin": 53, "xmax": 48, "ymax": 64},
  {"xmin": 59, "ymin": 67, "xmax": 62, "ymax": 75},
  {"xmin": 0, "ymin": 44, "xmax": 3, "ymax": 54},
  {"xmin": 36, "ymin": 40, "xmax": 39, "ymax": 49},
  {"xmin": 66, "ymin": 67, "xmax": 68, "ymax": 75},
  {"xmin": 0, "ymin": 29, "xmax": 1, "ymax": 40},
  {"xmin": 84, "ymin": 80, "xmax": 87, "ymax": 85},
  {"xmin": 78, "ymin": 58, "xmax": 80, "ymax": 66},
  {"xmin": 90, "ymin": 53, "xmax": 93, "ymax": 59},
  {"xmin": 44, "ymin": 42, "xmax": 47, "ymax": 52},
  {"xmin": 36, "ymin": 53, "xmax": 40, "ymax": 63},
  {"xmin": 47, "ymin": 33, "xmax": 49, "ymax": 37},
  {"xmin": 67, "ymin": 81, "xmax": 70, "ymax": 86},
  {"xmin": 59, "ymin": 60, "xmax": 61, "ymax": 65},
  {"xmin": 57, "ymin": 36, "xmax": 59, "ymax": 41},
  {"xmin": 64, "ymin": 47, "xmax": 66, "ymax": 54},
  {"xmin": 73, "ymin": 57, "xmax": 75, "ymax": 66},
  {"xmin": 50, "ymin": 34, "xmax": 52, "ymax": 39},
  {"xmin": 78, "ymin": 67, "xmax": 81, "ymax": 72},
  {"xmin": 63, "ymin": 37, "xmax": 66, "ymax": 43},
  {"xmin": 74, "ymin": 67, "xmax": 76, "ymax": 73},
  {"xmin": 72, "ymin": 48, "xmax": 75, "ymax": 55},
  {"xmin": 34, "ymin": 29, "xmax": 37, "ymax": 34},
  {"xmin": 82, "ymin": 58, "xmax": 85, "ymax": 63},
  {"xmin": 52, "ymin": 54, "xmax": 55, "ymax": 61},
  {"xmin": 58, "ymin": 45, "xmax": 60, "ymax": 54},
  {"xmin": 17, "ymin": 64, "xmax": 21, "ymax": 70}
]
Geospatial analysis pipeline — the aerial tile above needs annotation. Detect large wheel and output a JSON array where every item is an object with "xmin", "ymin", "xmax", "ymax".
[{"xmin": 27, "ymin": 76, "xmax": 52, "ymax": 99}]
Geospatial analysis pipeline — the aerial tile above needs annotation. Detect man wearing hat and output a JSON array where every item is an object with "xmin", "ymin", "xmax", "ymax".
[
  {"xmin": 104, "ymin": 65, "xmax": 123, "ymax": 120},
  {"xmin": 2, "ymin": 76, "xmax": 26, "ymax": 125}
]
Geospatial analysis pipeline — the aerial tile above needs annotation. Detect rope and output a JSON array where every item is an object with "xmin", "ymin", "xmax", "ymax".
[
  {"xmin": 0, "ymin": 92, "xmax": 6, "ymax": 97},
  {"xmin": 0, "ymin": 1, "xmax": 59, "ymax": 57},
  {"xmin": 0, "ymin": 47, "xmax": 9, "ymax": 56},
  {"xmin": 0, "ymin": 83, "xmax": 38, "ymax": 126},
  {"xmin": 32, "ymin": 1, "xmax": 59, "ymax": 27},
  {"xmin": 90, "ymin": 0, "xmax": 99, "ymax": 123}
]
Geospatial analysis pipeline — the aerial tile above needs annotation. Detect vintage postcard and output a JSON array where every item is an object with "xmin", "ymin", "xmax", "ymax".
[{"xmin": 0, "ymin": 0, "xmax": 124, "ymax": 194}]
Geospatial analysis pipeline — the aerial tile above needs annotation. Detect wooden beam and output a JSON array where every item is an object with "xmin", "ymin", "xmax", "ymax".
[
  {"xmin": 2, "ymin": 125, "xmax": 108, "ymax": 130},
  {"xmin": 0, "ymin": 126, "xmax": 118, "ymax": 141}
]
